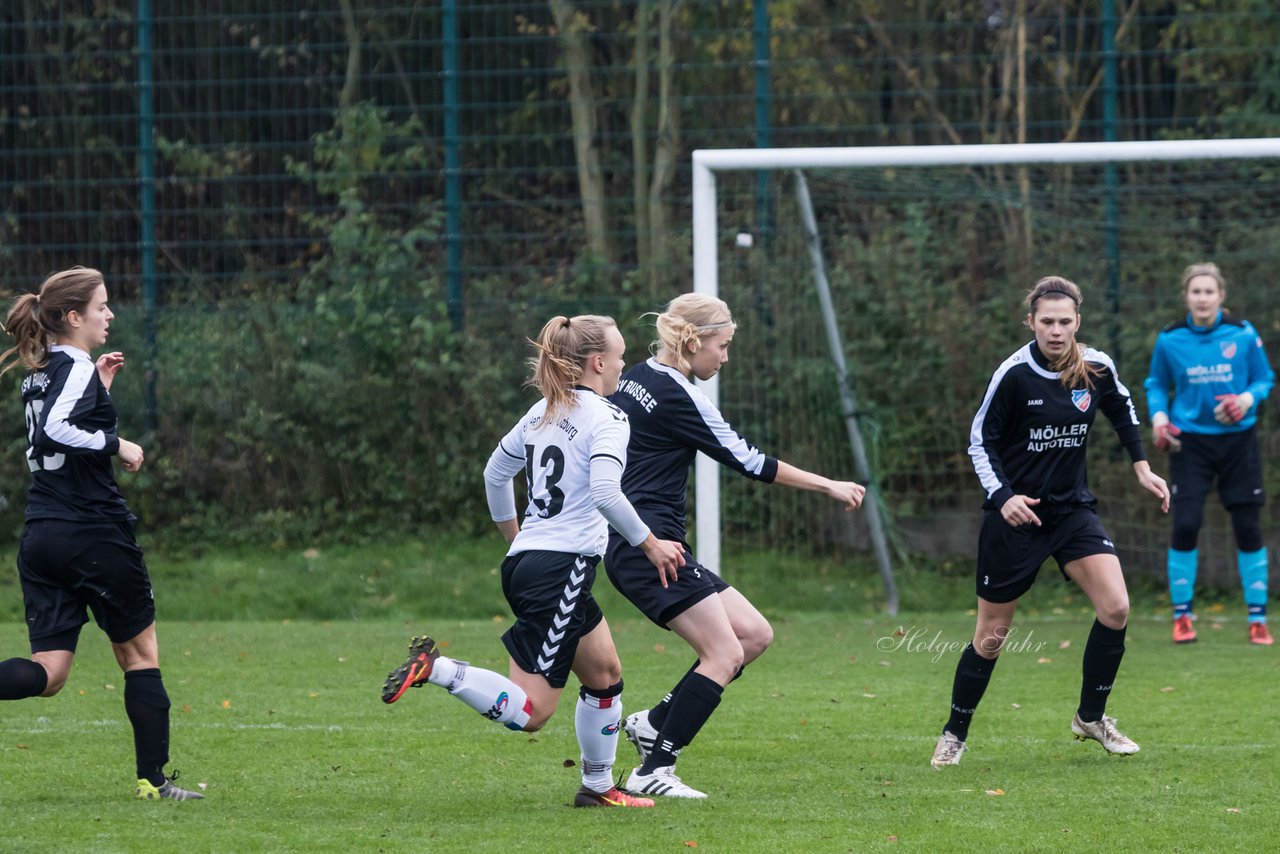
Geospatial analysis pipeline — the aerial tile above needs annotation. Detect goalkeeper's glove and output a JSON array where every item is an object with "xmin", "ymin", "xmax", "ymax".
[
  {"xmin": 1153, "ymin": 421, "xmax": 1182, "ymax": 453},
  {"xmin": 1213, "ymin": 392, "xmax": 1253, "ymax": 425}
]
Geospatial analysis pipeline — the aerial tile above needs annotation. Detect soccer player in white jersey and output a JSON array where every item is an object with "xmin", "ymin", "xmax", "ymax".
[
  {"xmin": 0, "ymin": 267, "xmax": 203, "ymax": 801},
  {"xmin": 930, "ymin": 276, "xmax": 1169, "ymax": 770},
  {"xmin": 380, "ymin": 314, "xmax": 685, "ymax": 808},
  {"xmin": 606, "ymin": 293, "xmax": 865, "ymax": 799}
]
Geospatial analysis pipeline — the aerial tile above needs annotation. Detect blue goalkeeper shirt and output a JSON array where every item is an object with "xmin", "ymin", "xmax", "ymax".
[{"xmin": 1144, "ymin": 310, "xmax": 1274, "ymax": 435}]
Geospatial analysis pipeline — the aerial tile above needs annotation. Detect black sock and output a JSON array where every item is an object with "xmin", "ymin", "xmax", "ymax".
[
  {"xmin": 640, "ymin": 672, "xmax": 722, "ymax": 774},
  {"xmin": 124, "ymin": 668, "xmax": 171, "ymax": 786},
  {"xmin": 1078, "ymin": 620, "xmax": 1126, "ymax": 723},
  {"xmin": 944, "ymin": 645, "xmax": 999, "ymax": 741},
  {"xmin": 647, "ymin": 661, "xmax": 700, "ymax": 731},
  {"xmin": 0, "ymin": 658, "xmax": 49, "ymax": 700},
  {"xmin": 649, "ymin": 660, "xmax": 745, "ymax": 732}
]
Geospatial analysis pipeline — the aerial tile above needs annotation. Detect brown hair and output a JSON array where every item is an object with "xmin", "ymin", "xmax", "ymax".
[
  {"xmin": 528, "ymin": 314, "xmax": 616, "ymax": 424},
  {"xmin": 651, "ymin": 293, "xmax": 736, "ymax": 375},
  {"xmin": 1180, "ymin": 261, "xmax": 1226, "ymax": 294},
  {"xmin": 1, "ymin": 266, "xmax": 105, "ymax": 376},
  {"xmin": 1025, "ymin": 276, "xmax": 1101, "ymax": 391}
]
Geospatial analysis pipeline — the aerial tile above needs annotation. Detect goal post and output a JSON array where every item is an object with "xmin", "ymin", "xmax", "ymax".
[{"xmin": 690, "ymin": 137, "xmax": 1280, "ymax": 605}]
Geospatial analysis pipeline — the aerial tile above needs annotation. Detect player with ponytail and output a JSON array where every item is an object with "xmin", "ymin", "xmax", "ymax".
[
  {"xmin": 381, "ymin": 314, "xmax": 684, "ymax": 808},
  {"xmin": 1, "ymin": 266, "xmax": 203, "ymax": 801},
  {"xmin": 930, "ymin": 276, "xmax": 1169, "ymax": 769}
]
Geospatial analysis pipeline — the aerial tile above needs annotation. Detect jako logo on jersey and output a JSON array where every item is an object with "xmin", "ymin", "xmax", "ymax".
[
  {"xmin": 1027, "ymin": 399, "xmax": 1043, "ymax": 406},
  {"xmin": 484, "ymin": 692, "xmax": 510, "ymax": 721},
  {"xmin": 1221, "ymin": 341, "xmax": 1237, "ymax": 359},
  {"xmin": 1071, "ymin": 389, "xmax": 1091, "ymax": 412},
  {"xmin": 601, "ymin": 722, "xmax": 621, "ymax": 736}
]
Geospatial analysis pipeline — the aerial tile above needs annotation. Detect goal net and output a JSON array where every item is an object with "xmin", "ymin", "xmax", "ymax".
[{"xmin": 691, "ymin": 140, "xmax": 1280, "ymax": 608}]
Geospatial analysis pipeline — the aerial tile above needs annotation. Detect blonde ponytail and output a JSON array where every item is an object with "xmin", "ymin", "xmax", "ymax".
[{"xmin": 528, "ymin": 314, "xmax": 616, "ymax": 424}]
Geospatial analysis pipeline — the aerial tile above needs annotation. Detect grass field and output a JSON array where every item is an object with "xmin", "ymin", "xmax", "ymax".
[{"xmin": 2, "ymin": 606, "xmax": 1277, "ymax": 852}]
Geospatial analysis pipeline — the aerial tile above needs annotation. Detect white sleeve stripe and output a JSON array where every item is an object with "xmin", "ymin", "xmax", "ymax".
[
  {"xmin": 1084, "ymin": 348, "xmax": 1140, "ymax": 425},
  {"xmin": 663, "ymin": 367, "xmax": 768, "ymax": 475},
  {"xmin": 969, "ymin": 347, "xmax": 1024, "ymax": 499},
  {"xmin": 43, "ymin": 361, "xmax": 108, "ymax": 451}
]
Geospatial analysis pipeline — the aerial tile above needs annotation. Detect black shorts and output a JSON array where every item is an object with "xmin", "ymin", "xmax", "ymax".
[
  {"xmin": 18, "ymin": 518, "xmax": 156, "ymax": 653},
  {"xmin": 1170, "ymin": 428, "xmax": 1264, "ymax": 509},
  {"xmin": 976, "ymin": 507, "xmax": 1117, "ymax": 603},
  {"xmin": 605, "ymin": 532, "xmax": 729, "ymax": 628},
  {"xmin": 500, "ymin": 550, "xmax": 604, "ymax": 689}
]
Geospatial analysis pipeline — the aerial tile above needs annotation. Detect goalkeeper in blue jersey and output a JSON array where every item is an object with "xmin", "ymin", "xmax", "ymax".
[{"xmin": 1144, "ymin": 262, "xmax": 1276, "ymax": 646}]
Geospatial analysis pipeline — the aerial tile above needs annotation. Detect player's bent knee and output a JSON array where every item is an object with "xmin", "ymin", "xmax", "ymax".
[
  {"xmin": 708, "ymin": 643, "xmax": 745, "ymax": 678},
  {"xmin": 524, "ymin": 709, "xmax": 553, "ymax": 732},
  {"xmin": 40, "ymin": 674, "xmax": 68, "ymax": 697},
  {"xmin": 740, "ymin": 622, "xmax": 773, "ymax": 662},
  {"xmin": 1098, "ymin": 601, "xmax": 1130, "ymax": 628}
]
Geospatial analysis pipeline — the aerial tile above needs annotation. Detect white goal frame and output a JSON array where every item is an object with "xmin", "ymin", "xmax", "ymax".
[{"xmin": 691, "ymin": 137, "xmax": 1280, "ymax": 579}]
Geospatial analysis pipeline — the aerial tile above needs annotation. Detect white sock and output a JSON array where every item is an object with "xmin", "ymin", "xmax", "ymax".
[
  {"xmin": 575, "ymin": 685, "xmax": 623, "ymax": 792},
  {"xmin": 428, "ymin": 655, "xmax": 532, "ymax": 731}
]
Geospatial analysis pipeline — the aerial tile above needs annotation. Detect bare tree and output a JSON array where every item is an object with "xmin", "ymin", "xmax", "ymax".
[
  {"xmin": 646, "ymin": 0, "xmax": 684, "ymax": 286},
  {"xmin": 548, "ymin": 0, "xmax": 613, "ymax": 263}
]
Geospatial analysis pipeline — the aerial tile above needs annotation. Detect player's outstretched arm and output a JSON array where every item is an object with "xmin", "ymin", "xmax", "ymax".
[
  {"xmin": 1132, "ymin": 460, "xmax": 1170, "ymax": 513},
  {"xmin": 772, "ymin": 461, "xmax": 865, "ymax": 511}
]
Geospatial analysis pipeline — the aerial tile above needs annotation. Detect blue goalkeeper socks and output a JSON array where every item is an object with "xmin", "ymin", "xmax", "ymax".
[
  {"xmin": 1168, "ymin": 548, "xmax": 1197, "ymax": 618},
  {"xmin": 1238, "ymin": 548, "xmax": 1268, "ymax": 623}
]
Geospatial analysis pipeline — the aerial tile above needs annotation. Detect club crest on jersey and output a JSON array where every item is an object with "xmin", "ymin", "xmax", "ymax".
[
  {"xmin": 1071, "ymin": 388, "xmax": 1091, "ymax": 412},
  {"xmin": 1221, "ymin": 341, "xmax": 1237, "ymax": 359}
]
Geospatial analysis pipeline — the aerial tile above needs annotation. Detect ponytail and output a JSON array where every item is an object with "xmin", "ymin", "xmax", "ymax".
[
  {"xmin": 528, "ymin": 314, "xmax": 616, "ymax": 424},
  {"xmin": 1, "ymin": 266, "xmax": 106, "ymax": 376}
]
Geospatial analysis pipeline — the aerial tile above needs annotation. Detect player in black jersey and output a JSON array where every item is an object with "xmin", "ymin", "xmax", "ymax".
[
  {"xmin": 931, "ymin": 276, "xmax": 1169, "ymax": 770},
  {"xmin": 606, "ymin": 293, "xmax": 865, "ymax": 799},
  {"xmin": 0, "ymin": 267, "xmax": 202, "ymax": 801},
  {"xmin": 380, "ymin": 315, "xmax": 684, "ymax": 809}
]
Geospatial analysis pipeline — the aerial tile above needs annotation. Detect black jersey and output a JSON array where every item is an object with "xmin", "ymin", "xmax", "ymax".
[
  {"xmin": 609, "ymin": 357, "xmax": 779, "ymax": 539},
  {"xmin": 20, "ymin": 345, "xmax": 130, "ymax": 522},
  {"xmin": 969, "ymin": 342, "xmax": 1145, "ymax": 513}
]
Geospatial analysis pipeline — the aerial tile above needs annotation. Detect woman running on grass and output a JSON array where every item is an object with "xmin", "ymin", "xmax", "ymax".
[
  {"xmin": 0, "ymin": 266, "xmax": 203, "ymax": 801},
  {"xmin": 931, "ymin": 276, "xmax": 1169, "ymax": 769},
  {"xmin": 380, "ymin": 314, "xmax": 685, "ymax": 808},
  {"xmin": 606, "ymin": 293, "xmax": 864, "ymax": 799}
]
